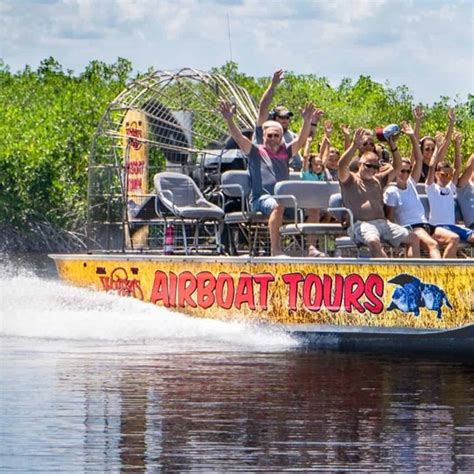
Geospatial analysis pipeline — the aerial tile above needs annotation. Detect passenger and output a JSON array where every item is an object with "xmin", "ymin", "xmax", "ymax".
[
  {"xmin": 338, "ymin": 128, "xmax": 420, "ymax": 258},
  {"xmin": 456, "ymin": 153, "xmax": 474, "ymax": 230},
  {"xmin": 348, "ymin": 129, "xmax": 377, "ymax": 171},
  {"xmin": 301, "ymin": 150, "xmax": 327, "ymax": 182},
  {"xmin": 301, "ymin": 136, "xmax": 327, "ymax": 257},
  {"xmin": 319, "ymin": 120, "xmax": 340, "ymax": 181},
  {"xmin": 418, "ymin": 108, "xmax": 455, "ymax": 182},
  {"xmin": 376, "ymin": 143, "xmax": 391, "ymax": 164},
  {"xmin": 219, "ymin": 99, "xmax": 322, "ymax": 256},
  {"xmin": 383, "ymin": 122, "xmax": 459, "ymax": 258},
  {"xmin": 340, "ymin": 123, "xmax": 352, "ymax": 151},
  {"xmin": 255, "ymin": 69, "xmax": 303, "ymax": 171},
  {"xmin": 324, "ymin": 147, "xmax": 340, "ymax": 180},
  {"xmin": 426, "ymin": 132, "xmax": 474, "ymax": 247}
]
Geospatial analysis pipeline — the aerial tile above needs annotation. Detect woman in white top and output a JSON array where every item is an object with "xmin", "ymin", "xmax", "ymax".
[
  {"xmin": 426, "ymin": 131, "xmax": 474, "ymax": 247},
  {"xmin": 384, "ymin": 122, "xmax": 459, "ymax": 258}
]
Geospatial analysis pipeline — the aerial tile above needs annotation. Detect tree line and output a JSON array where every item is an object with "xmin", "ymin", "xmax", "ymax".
[{"xmin": 1, "ymin": 58, "xmax": 472, "ymax": 251}]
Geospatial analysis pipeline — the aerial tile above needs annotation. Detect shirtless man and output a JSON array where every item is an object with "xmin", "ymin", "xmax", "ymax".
[{"xmin": 338, "ymin": 128, "xmax": 420, "ymax": 258}]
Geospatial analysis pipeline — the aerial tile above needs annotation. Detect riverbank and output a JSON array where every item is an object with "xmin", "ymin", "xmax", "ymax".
[{"xmin": 0, "ymin": 223, "xmax": 86, "ymax": 253}]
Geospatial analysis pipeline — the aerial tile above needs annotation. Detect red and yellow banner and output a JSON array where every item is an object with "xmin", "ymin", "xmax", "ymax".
[{"xmin": 54, "ymin": 257, "xmax": 473, "ymax": 331}]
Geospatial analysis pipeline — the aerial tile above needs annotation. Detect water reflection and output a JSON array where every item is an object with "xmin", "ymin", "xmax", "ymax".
[
  {"xmin": 52, "ymin": 349, "xmax": 474, "ymax": 472},
  {"xmin": 1, "ymin": 258, "xmax": 473, "ymax": 472}
]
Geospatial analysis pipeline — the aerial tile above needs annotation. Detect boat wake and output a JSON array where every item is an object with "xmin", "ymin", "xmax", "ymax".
[{"xmin": 0, "ymin": 264, "xmax": 297, "ymax": 351}]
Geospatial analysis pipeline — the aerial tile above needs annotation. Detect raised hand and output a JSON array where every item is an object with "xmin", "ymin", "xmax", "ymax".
[
  {"xmin": 453, "ymin": 130, "xmax": 462, "ymax": 147},
  {"xmin": 271, "ymin": 69, "xmax": 285, "ymax": 87},
  {"xmin": 448, "ymin": 107, "xmax": 456, "ymax": 123},
  {"xmin": 413, "ymin": 104, "xmax": 424, "ymax": 122},
  {"xmin": 435, "ymin": 132, "xmax": 446, "ymax": 151},
  {"xmin": 312, "ymin": 107, "xmax": 324, "ymax": 124},
  {"xmin": 340, "ymin": 123, "xmax": 351, "ymax": 137},
  {"xmin": 353, "ymin": 128, "xmax": 366, "ymax": 149},
  {"xmin": 386, "ymin": 127, "xmax": 401, "ymax": 149},
  {"xmin": 300, "ymin": 102, "xmax": 317, "ymax": 123},
  {"xmin": 401, "ymin": 120, "xmax": 414, "ymax": 135},
  {"xmin": 218, "ymin": 100, "xmax": 235, "ymax": 121},
  {"xmin": 324, "ymin": 119, "xmax": 333, "ymax": 137},
  {"xmin": 386, "ymin": 134, "xmax": 397, "ymax": 150}
]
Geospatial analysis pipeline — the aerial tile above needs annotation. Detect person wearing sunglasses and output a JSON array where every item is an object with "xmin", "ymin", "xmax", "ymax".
[
  {"xmin": 384, "ymin": 122, "xmax": 459, "ymax": 258},
  {"xmin": 254, "ymin": 69, "xmax": 303, "ymax": 171},
  {"xmin": 338, "ymin": 128, "xmax": 420, "ymax": 258},
  {"xmin": 417, "ymin": 108, "xmax": 456, "ymax": 182},
  {"xmin": 341, "ymin": 126, "xmax": 380, "ymax": 173},
  {"xmin": 219, "ymin": 99, "xmax": 322, "ymax": 256},
  {"xmin": 426, "ymin": 132, "xmax": 474, "ymax": 248}
]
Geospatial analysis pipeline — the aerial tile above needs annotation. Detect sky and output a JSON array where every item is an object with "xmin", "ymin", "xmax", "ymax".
[{"xmin": 0, "ymin": 0, "xmax": 473, "ymax": 105}]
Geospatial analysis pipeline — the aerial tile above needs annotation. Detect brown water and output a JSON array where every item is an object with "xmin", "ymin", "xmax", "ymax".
[{"xmin": 1, "ymin": 255, "xmax": 473, "ymax": 471}]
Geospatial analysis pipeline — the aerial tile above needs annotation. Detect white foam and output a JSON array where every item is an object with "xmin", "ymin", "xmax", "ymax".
[{"xmin": 0, "ymin": 263, "xmax": 297, "ymax": 351}]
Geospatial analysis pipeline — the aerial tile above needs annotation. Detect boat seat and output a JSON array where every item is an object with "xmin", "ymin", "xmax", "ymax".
[
  {"xmin": 415, "ymin": 183, "xmax": 426, "ymax": 195},
  {"xmin": 274, "ymin": 181, "xmax": 345, "ymax": 255},
  {"xmin": 154, "ymin": 172, "xmax": 224, "ymax": 254},
  {"xmin": 219, "ymin": 170, "xmax": 270, "ymax": 255},
  {"xmin": 154, "ymin": 172, "xmax": 224, "ymax": 220}
]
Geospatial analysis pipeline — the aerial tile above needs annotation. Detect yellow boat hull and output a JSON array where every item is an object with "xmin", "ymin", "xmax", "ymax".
[{"xmin": 50, "ymin": 255, "xmax": 473, "ymax": 332}]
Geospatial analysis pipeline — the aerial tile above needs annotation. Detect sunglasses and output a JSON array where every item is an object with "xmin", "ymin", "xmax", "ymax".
[
  {"xmin": 400, "ymin": 169, "xmax": 412, "ymax": 174},
  {"xmin": 266, "ymin": 133, "xmax": 281, "ymax": 139},
  {"xmin": 362, "ymin": 141, "xmax": 375, "ymax": 147},
  {"xmin": 276, "ymin": 115, "xmax": 291, "ymax": 120},
  {"xmin": 364, "ymin": 163, "xmax": 380, "ymax": 170},
  {"xmin": 424, "ymin": 147, "xmax": 435, "ymax": 152}
]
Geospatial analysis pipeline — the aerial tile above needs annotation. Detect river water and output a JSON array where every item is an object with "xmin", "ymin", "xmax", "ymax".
[{"xmin": 1, "ymin": 254, "xmax": 473, "ymax": 472}]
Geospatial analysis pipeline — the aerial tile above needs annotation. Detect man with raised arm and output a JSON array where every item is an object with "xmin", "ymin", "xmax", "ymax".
[
  {"xmin": 338, "ymin": 128, "xmax": 420, "ymax": 258},
  {"xmin": 219, "ymin": 100, "xmax": 321, "ymax": 256},
  {"xmin": 256, "ymin": 69, "xmax": 304, "ymax": 171}
]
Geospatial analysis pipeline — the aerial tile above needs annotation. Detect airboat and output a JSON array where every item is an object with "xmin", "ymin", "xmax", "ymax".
[{"xmin": 50, "ymin": 68, "xmax": 474, "ymax": 354}]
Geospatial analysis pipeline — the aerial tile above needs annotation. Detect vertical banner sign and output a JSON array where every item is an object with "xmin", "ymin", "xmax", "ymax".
[{"xmin": 122, "ymin": 110, "xmax": 149, "ymax": 248}]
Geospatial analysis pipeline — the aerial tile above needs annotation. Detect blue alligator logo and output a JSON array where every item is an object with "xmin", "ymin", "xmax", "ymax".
[{"xmin": 387, "ymin": 273, "xmax": 453, "ymax": 319}]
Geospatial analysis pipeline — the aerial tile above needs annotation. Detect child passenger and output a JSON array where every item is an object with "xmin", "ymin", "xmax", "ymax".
[
  {"xmin": 299, "ymin": 135, "xmax": 327, "ymax": 257},
  {"xmin": 301, "ymin": 153, "xmax": 327, "ymax": 181},
  {"xmin": 301, "ymin": 127, "xmax": 328, "ymax": 181}
]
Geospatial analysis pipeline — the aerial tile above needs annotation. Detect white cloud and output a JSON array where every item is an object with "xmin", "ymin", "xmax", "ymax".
[{"xmin": 0, "ymin": 0, "xmax": 472, "ymax": 104}]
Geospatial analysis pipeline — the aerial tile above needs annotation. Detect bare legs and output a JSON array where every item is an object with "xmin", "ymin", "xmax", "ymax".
[
  {"xmin": 414, "ymin": 228, "xmax": 441, "ymax": 258},
  {"xmin": 366, "ymin": 237, "xmax": 388, "ymax": 258},
  {"xmin": 366, "ymin": 231, "xmax": 420, "ymax": 258},
  {"xmin": 403, "ymin": 232, "xmax": 421, "ymax": 257},
  {"xmin": 433, "ymin": 227, "xmax": 460, "ymax": 258},
  {"xmin": 305, "ymin": 208, "xmax": 325, "ymax": 256},
  {"xmin": 268, "ymin": 203, "xmax": 284, "ymax": 256}
]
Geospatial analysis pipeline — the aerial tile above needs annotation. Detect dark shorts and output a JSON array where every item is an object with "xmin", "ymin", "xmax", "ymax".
[{"xmin": 405, "ymin": 223, "xmax": 433, "ymax": 235}]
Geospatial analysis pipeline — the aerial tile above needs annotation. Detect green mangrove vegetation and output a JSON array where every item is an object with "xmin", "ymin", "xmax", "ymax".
[{"xmin": 1, "ymin": 58, "xmax": 472, "ymax": 250}]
